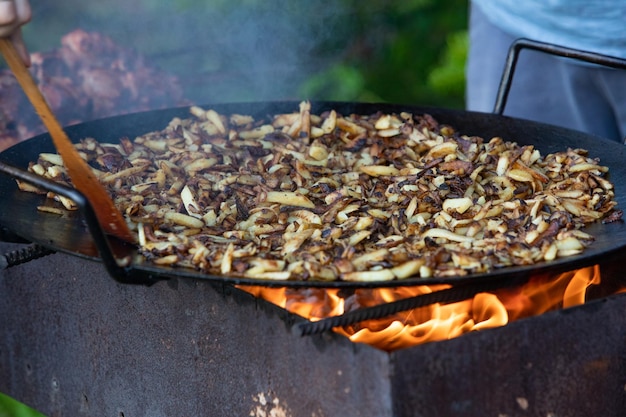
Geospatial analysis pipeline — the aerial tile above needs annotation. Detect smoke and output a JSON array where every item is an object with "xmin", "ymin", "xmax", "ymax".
[
  {"xmin": 167, "ymin": 1, "xmax": 352, "ymax": 103},
  {"xmin": 26, "ymin": 1, "xmax": 355, "ymax": 104}
]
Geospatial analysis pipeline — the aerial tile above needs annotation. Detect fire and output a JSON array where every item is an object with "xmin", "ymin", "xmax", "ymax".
[{"xmin": 240, "ymin": 265, "xmax": 603, "ymax": 351}]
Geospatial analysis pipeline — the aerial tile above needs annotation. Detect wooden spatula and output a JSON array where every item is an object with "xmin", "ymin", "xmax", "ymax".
[{"xmin": 0, "ymin": 38, "xmax": 136, "ymax": 244}]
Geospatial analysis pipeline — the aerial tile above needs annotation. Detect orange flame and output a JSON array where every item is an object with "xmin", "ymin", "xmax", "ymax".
[{"xmin": 240, "ymin": 265, "xmax": 603, "ymax": 351}]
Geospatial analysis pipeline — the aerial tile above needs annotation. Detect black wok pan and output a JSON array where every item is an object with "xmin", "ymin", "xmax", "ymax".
[{"xmin": 0, "ymin": 100, "xmax": 625, "ymax": 288}]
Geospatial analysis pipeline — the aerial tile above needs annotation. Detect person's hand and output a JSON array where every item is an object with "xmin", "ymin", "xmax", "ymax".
[{"xmin": 0, "ymin": 0, "xmax": 31, "ymax": 66}]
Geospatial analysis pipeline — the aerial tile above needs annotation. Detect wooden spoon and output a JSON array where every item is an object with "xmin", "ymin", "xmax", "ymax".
[{"xmin": 0, "ymin": 38, "xmax": 136, "ymax": 244}]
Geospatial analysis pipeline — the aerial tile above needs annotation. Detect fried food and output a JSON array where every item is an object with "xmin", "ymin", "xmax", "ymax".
[{"xmin": 21, "ymin": 102, "xmax": 620, "ymax": 282}]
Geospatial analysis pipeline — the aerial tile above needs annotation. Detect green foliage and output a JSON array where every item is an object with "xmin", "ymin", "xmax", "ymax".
[
  {"xmin": 300, "ymin": 64, "xmax": 379, "ymax": 102},
  {"xmin": 300, "ymin": 0, "xmax": 469, "ymax": 107},
  {"xmin": 0, "ymin": 393, "xmax": 45, "ymax": 417},
  {"xmin": 18, "ymin": 0, "xmax": 468, "ymax": 107},
  {"xmin": 427, "ymin": 30, "xmax": 468, "ymax": 102}
]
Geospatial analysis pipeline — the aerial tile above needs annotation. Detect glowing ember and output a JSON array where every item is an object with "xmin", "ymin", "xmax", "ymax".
[{"xmin": 240, "ymin": 265, "xmax": 603, "ymax": 351}]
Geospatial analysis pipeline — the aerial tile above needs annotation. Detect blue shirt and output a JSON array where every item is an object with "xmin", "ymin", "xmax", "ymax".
[{"xmin": 473, "ymin": 0, "xmax": 626, "ymax": 59}]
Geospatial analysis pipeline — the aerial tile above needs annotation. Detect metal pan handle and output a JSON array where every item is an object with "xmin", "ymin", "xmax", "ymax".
[
  {"xmin": 494, "ymin": 38, "xmax": 626, "ymax": 115},
  {"xmin": 0, "ymin": 161, "xmax": 159, "ymax": 285}
]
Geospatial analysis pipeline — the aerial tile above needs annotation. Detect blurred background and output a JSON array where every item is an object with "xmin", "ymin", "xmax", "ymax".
[
  {"xmin": 13, "ymin": 1, "xmax": 466, "ymax": 101},
  {"xmin": 0, "ymin": 0, "xmax": 468, "ymax": 150},
  {"xmin": 0, "ymin": 0, "xmax": 467, "ymax": 415},
  {"xmin": 19, "ymin": 0, "xmax": 468, "ymax": 106}
]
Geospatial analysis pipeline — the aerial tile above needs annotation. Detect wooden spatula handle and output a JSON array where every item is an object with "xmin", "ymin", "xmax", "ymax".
[{"xmin": 0, "ymin": 38, "xmax": 136, "ymax": 243}]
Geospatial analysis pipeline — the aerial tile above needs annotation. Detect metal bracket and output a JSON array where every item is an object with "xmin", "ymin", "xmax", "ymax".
[
  {"xmin": 0, "ymin": 244, "xmax": 55, "ymax": 270},
  {"xmin": 297, "ymin": 275, "xmax": 527, "ymax": 336},
  {"xmin": 0, "ymin": 160, "xmax": 159, "ymax": 285},
  {"xmin": 494, "ymin": 38, "xmax": 626, "ymax": 116}
]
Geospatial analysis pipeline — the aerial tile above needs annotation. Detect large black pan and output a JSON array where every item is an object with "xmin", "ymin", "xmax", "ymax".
[{"xmin": 0, "ymin": 101, "xmax": 625, "ymax": 288}]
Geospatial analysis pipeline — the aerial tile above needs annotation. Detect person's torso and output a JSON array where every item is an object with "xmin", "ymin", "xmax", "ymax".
[{"xmin": 473, "ymin": 0, "xmax": 626, "ymax": 59}]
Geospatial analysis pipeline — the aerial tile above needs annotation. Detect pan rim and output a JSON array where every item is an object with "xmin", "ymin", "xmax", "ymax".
[{"xmin": 1, "ymin": 100, "xmax": 624, "ymax": 288}]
